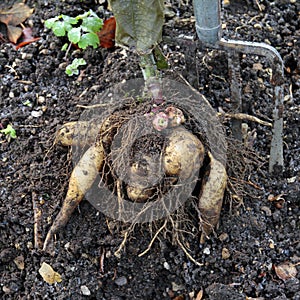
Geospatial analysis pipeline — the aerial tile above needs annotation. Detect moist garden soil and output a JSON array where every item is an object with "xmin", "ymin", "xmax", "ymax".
[{"xmin": 0, "ymin": 0, "xmax": 299, "ymax": 299}]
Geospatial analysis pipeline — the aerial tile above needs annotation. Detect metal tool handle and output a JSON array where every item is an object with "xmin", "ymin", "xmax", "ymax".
[{"xmin": 193, "ymin": 0, "xmax": 221, "ymax": 45}]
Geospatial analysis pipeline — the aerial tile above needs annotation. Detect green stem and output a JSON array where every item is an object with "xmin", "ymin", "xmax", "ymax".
[{"xmin": 139, "ymin": 52, "xmax": 163, "ymax": 105}]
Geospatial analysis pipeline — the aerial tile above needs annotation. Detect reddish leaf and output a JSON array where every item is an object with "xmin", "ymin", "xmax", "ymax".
[
  {"xmin": 15, "ymin": 27, "xmax": 40, "ymax": 50},
  {"xmin": 98, "ymin": 17, "xmax": 116, "ymax": 49},
  {"xmin": 0, "ymin": 3, "xmax": 33, "ymax": 26}
]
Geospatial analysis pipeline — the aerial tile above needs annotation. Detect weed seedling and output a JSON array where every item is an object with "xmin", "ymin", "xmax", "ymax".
[
  {"xmin": 65, "ymin": 58, "xmax": 87, "ymax": 76},
  {"xmin": 45, "ymin": 10, "xmax": 103, "ymax": 49},
  {"xmin": 45, "ymin": 10, "xmax": 103, "ymax": 75},
  {"xmin": 0, "ymin": 124, "xmax": 17, "ymax": 139}
]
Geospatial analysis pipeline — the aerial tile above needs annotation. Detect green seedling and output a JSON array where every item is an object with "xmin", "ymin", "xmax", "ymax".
[
  {"xmin": 45, "ymin": 10, "xmax": 103, "ymax": 50},
  {"xmin": 23, "ymin": 100, "xmax": 32, "ymax": 107},
  {"xmin": 45, "ymin": 10, "xmax": 103, "ymax": 76},
  {"xmin": 65, "ymin": 58, "xmax": 87, "ymax": 76},
  {"xmin": 0, "ymin": 124, "xmax": 17, "ymax": 139}
]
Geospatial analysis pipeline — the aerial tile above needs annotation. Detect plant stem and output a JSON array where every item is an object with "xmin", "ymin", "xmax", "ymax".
[{"xmin": 139, "ymin": 52, "xmax": 163, "ymax": 105}]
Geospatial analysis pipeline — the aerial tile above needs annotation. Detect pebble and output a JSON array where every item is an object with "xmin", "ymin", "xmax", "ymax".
[
  {"xmin": 21, "ymin": 53, "xmax": 33, "ymax": 60},
  {"xmin": 203, "ymin": 247, "xmax": 210, "ymax": 255},
  {"xmin": 163, "ymin": 261, "xmax": 170, "ymax": 270},
  {"xmin": 49, "ymin": 42, "xmax": 57, "ymax": 50},
  {"xmin": 31, "ymin": 110, "xmax": 43, "ymax": 118},
  {"xmin": 80, "ymin": 285, "xmax": 91, "ymax": 296},
  {"xmin": 37, "ymin": 96, "xmax": 45, "ymax": 104},
  {"xmin": 39, "ymin": 49, "xmax": 51, "ymax": 55},
  {"xmin": 171, "ymin": 282, "xmax": 185, "ymax": 292},
  {"xmin": 2, "ymin": 286, "xmax": 10, "ymax": 294},
  {"xmin": 254, "ymin": 23, "xmax": 262, "ymax": 29},
  {"xmin": 115, "ymin": 276, "xmax": 127, "ymax": 286}
]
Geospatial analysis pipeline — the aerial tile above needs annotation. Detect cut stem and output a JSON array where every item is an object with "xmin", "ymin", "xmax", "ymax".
[{"xmin": 139, "ymin": 52, "xmax": 164, "ymax": 105}]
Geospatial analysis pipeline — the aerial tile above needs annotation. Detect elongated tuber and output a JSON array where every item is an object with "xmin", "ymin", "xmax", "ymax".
[
  {"xmin": 43, "ymin": 142, "xmax": 104, "ymax": 251},
  {"xmin": 199, "ymin": 151, "xmax": 227, "ymax": 243}
]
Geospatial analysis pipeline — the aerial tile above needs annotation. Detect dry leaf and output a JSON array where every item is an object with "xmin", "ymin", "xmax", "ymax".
[
  {"xmin": 0, "ymin": 3, "xmax": 34, "ymax": 26},
  {"xmin": 0, "ymin": 3, "xmax": 34, "ymax": 44},
  {"xmin": 221, "ymin": 247, "xmax": 231, "ymax": 260},
  {"xmin": 196, "ymin": 288, "xmax": 203, "ymax": 300},
  {"xmin": 39, "ymin": 262, "xmax": 62, "ymax": 284},
  {"xmin": 14, "ymin": 255, "xmax": 25, "ymax": 270},
  {"xmin": 274, "ymin": 262, "xmax": 297, "ymax": 281},
  {"xmin": 7, "ymin": 24, "xmax": 22, "ymax": 43},
  {"xmin": 173, "ymin": 295, "xmax": 184, "ymax": 300}
]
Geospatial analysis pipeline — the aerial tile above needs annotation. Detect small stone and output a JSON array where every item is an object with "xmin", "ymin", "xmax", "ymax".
[
  {"xmin": 37, "ymin": 96, "xmax": 45, "ymax": 104},
  {"xmin": 26, "ymin": 241, "xmax": 33, "ymax": 250},
  {"xmin": 39, "ymin": 49, "xmax": 51, "ymax": 55},
  {"xmin": 31, "ymin": 110, "xmax": 43, "ymax": 118},
  {"xmin": 171, "ymin": 282, "xmax": 185, "ymax": 292},
  {"xmin": 163, "ymin": 261, "xmax": 170, "ymax": 270},
  {"xmin": 80, "ymin": 285, "xmax": 91, "ymax": 296},
  {"xmin": 41, "ymin": 106, "xmax": 47, "ymax": 112},
  {"xmin": 254, "ymin": 23, "xmax": 262, "ymax": 29},
  {"xmin": 287, "ymin": 176, "xmax": 297, "ymax": 183},
  {"xmin": 188, "ymin": 291, "xmax": 195, "ymax": 298},
  {"xmin": 64, "ymin": 242, "xmax": 70, "ymax": 250},
  {"xmin": 21, "ymin": 53, "xmax": 33, "ymax": 60},
  {"xmin": 49, "ymin": 42, "xmax": 57, "ymax": 50},
  {"xmin": 3, "ymin": 286, "xmax": 10, "ymax": 294},
  {"xmin": 115, "ymin": 276, "xmax": 127, "ymax": 286},
  {"xmin": 59, "ymin": 62, "xmax": 68, "ymax": 69},
  {"xmin": 203, "ymin": 247, "xmax": 210, "ymax": 255}
]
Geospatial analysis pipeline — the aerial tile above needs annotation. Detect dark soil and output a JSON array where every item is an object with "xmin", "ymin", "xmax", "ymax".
[{"xmin": 1, "ymin": 0, "xmax": 299, "ymax": 299}]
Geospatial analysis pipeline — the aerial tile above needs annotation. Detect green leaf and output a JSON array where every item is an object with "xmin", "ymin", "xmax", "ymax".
[
  {"xmin": 68, "ymin": 27, "xmax": 81, "ymax": 44},
  {"xmin": 62, "ymin": 15, "xmax": 78, "ymax": 25},
  {"xmin": 65, "ymin": 65, "xmax": 79, "ymax": 76},
  {"xmin": 0, "ymin": 124, "xmax": 17, "ymax": 138},
  {"xmin": 154, "ymin": 46, "xmax": 168, "ymax": 69},
  {"xmin": 61, "ymin": 43, "xmax": 68, "ymax": 51},
  {"xmin": 81, "ymin": 16, "xmax": 103, "ymax": 33},
  {"xmin": 74, "ymin": 58, "xmax": 86, "ymax": 67},
  {"xmin": 65, "ymin": 58, "xmax": 86, "ymax": 76},
  {"xmin": 23, "ymin": 100, "xmax": 32, "ymax": 107},
  {"xmin": 52, "ymin": 21, "xmax": 66, "ymax": 36},
  {"xmin": 108, "ymin": 0, "xmax": 164, "ymax": 53},
  {"xmin": 44, "ymin": 17, "xmax": 60, "ymax": 29},
  {"xmin": 78, "ymin": 32, "xmax": 99, "ymax": 49}
]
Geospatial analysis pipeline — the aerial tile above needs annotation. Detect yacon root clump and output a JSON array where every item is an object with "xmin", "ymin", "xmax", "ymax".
[{"xmin": 43, "ymin": 97, "xmax": 227, "ymax": 252}]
